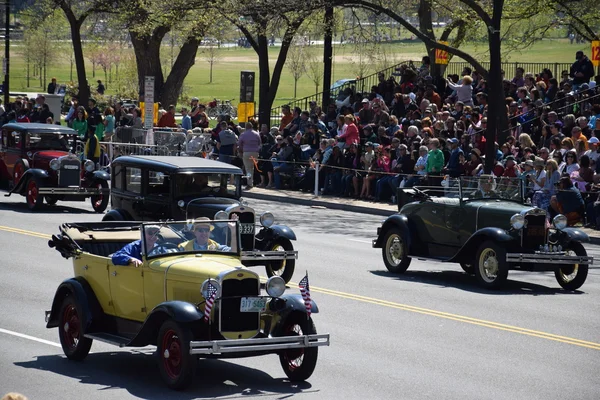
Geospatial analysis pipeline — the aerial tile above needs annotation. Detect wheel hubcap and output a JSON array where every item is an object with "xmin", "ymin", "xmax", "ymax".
[
  {"xmin": 479, "ymin": 249, "xmax": 498, "ymax": 282},
  {"xmin": 559, "ymin": 250, "xmax": 579, "ymax": 282},
  {"xmin": 162, "ymin": 330, "xmax": 182, "ymax": 379},
  {"xmin": 62, "ymin": 305, "xmax": 80, "ymax": 348},
  {"xmin": 386, "ymin": 234, "xmax": 403, "ymax": 266},
  {"xmin": 27, "ymin": 181, "xmax": 38, "ymax": 205}
]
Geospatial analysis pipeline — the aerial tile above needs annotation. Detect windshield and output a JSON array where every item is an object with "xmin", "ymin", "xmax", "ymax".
[
  {"xmin": 459, "ymin": 176, "xmax": 524, "ymax": 202},
  {"xmin": 174, "ymin": 173, "xmax": 240, "ymax": 199},
  {"xmin": 142, "ymin": 220, "xmax": 239, "ymax": 259},
  {"xmin": 26, "ymin": 133, "xmax": 71, "ymax": 151}
]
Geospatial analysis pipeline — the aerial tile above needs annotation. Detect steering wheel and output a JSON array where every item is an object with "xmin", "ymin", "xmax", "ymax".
[
  {"xmin": 413, "ymin": 187, "xmax": 430, "ymax": 200},
  {"xmin": 148, "ymin": 242, "xmax": 180, "ymax": 256}
]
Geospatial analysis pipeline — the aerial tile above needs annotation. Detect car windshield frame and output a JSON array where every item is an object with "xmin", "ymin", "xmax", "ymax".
[
  {"xmin": 24, "ymin": 132, "xmax": 72, "ymax": 151},
  {"xmin": 458, "ymin": 176, "xmax": 525, "ymax": 203},
  {"xmin": 173, "ymin": 172, "xmax": 241, "ymax": 199},
  {"xmin": 141, "ymin": 220, "xmax": 241, "ymax": 260}
]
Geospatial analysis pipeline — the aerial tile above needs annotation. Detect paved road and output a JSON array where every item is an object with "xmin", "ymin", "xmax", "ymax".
[{"xmin": 0, "ymin": 196, "xmax": 599, "ymax": 400}]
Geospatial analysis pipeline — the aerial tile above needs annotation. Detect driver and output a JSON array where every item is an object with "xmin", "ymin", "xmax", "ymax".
[
  {"xmin": 178, "ymin": 217, "xmax": 232, "ymax": 252},
  {"xmin": 112, "ymin": 225, "xmax": 161, "ymax": 267},
  {"xmin": 472, "ymin": 174, "xmax": 498, "ymax": 199}
]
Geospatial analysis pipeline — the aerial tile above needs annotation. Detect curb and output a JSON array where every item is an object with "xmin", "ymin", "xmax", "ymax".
[{"xmin": 242, "ymin": 191, "xmax": 396, "ymax": 217}]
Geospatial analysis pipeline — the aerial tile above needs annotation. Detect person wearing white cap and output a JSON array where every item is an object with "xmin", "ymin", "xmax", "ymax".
[{"xmin": 584, "ymin": 136, "xmax": 600, "ymax": 167}]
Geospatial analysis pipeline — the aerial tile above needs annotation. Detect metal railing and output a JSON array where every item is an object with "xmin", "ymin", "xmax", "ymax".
[{"xmin": 445, "ymin": 62, "xmax": 573, "ymax": 82}]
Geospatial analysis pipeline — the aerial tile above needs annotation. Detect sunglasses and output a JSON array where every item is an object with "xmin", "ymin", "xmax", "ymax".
[{"xmin": 194, "ymin": 228, "xmax": 210, "ymax": 233}]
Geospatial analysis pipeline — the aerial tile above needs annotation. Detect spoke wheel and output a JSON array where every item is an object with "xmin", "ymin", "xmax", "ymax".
[
  {"xmin": 278, "ymin": 313, "xmax": 318, "ymax": 382},
  {"xmin": 157, "ymin": 320, "xmax": 196, "ymax": 390},
  {"xmin": 474, "ymin": 241, "xmax": 508, "ymax": 289},
  {"xmin": 26, "ymin": 178, "xmax": 43, "ymax": 211},
  {"xmin": 90, "ymin": 180, "xmax": 109, "ymax": 213},
  {"xmin": 13, "ymin": 160, "xmax": 27, "ymax": 186},
  {"xmin": 382, "ymin": 227, "xmax": 411, "ymax": 273},
  {"xmin": 265, "ymin": 238, "xmax": 295, "ymax": 283},
  {"xmin": 58, "ymin": 296, "xmax": 92, "ymax": 361},
  {"xmin": 555, "ymin": 242, "xmax": 589, "ymax": 291}
]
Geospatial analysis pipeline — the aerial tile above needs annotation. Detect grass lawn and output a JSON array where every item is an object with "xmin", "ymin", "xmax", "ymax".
[{"xmin": 7, "ymin": 38, "xmax": 590, "ymax": 109}]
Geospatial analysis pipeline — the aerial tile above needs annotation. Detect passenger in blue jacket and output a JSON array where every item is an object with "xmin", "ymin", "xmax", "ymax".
[{"xmin": 112, "ymin": 225, "xmax": 160, "ymax": 267}]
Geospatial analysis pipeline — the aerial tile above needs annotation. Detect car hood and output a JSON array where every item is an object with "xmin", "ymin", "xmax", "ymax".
[
  {"xmin": 148, "ymin": 253, "xmax": 246, "ymax": 282},
  {"xmin": 33, "ymin": 150, "xmax": 70, "ymax": 160},
  {"xmin": 463, "ymin": 200, "xmax": 539, "ymax": 230}
]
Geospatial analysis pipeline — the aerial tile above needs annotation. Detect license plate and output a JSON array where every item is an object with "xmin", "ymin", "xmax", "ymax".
[
  {"xmin": 63, "ymin": 165, "xmax": 79, "ymax": 170},
  {"xmin": 528, "ymin": 226, "xmax": 545, "ymax": 236},
  {"xmin": 240, "ymin": 297, "xmax": 266, "ymax": 312},
  {"xmin": 240, "ymin": 223, "xmax": 255, "ymax": 234}
]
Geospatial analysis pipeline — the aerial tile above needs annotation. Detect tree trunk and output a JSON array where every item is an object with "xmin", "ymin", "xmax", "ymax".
[
  {"xmin": 70, "ymin": 57, "xmax": 73, "ymax": 81},
  {"xmin": 322, "ymin": 7, "xmax": 333, "ymax": 109},
  {"xmin": 209, "ymin": 61, "xmax": 213, "ymax": 83},
  {"xmin": 92, "ymin": 61, "xmax": 95, "ymax": 78},
  {"xmin": 130, "ymin": 28, "xmax": 168, "ymax": 103},
  {"xmin": 68, "ymin": 19, "xmax": 90, "ymax": 104},
  {"xmin": 257, "ymin": 33, "xmax": 271, "ymax": 126},
  {"xmin": 484, "ymin": 0, "xmax": 507, "ymax": 174},
  {"xmin": 294, "ymin": 79, "xmax": 297, "ymax": 98},
  {"xmin": 162, "ymin": 35, "xmax": 201, "ymax": 107}
]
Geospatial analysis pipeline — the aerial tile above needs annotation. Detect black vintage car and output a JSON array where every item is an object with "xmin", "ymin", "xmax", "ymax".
[
  {"xmin": 372, "ymin": 176, "xmax": 593, "ymax": 290},
  {"xmin": 0, "ymin": 123, "xmax": 109, "ymax": 211},
  {"xmin": 102, "ymin": 155, "xmax": 298, "ymax": 282}
]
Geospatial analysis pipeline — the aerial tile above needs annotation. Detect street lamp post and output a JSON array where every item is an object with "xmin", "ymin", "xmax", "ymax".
[{"xmin": 3, "ymin": 0, "xmax": 9, "ymax": 106}]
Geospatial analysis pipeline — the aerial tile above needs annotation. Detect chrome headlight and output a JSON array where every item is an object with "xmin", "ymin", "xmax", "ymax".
[
  {"xmin": 84, "ymin": 160, "xmax": 95, "ymax": 172},
  {"xmin": 49, "ymin": 158, "xmax": 60, "ymax": 170},
  {"xmin": 260, "ymin": 212, "xmax": 275, "ymax": 228},
  {"xmin": 177, "ymin": 200, "xmax": 185, "ymax": 208},
  {"xmin": 553, "ymin": 214, "xmax": 568, "ymax": 230},
  {"xmin": 265, "ymin": 276, "xmax": 285, "ymax": 297},
  {"xmin": 201, "ymin": 279, "xmax": 221, "ymax": 299},
  {"xmin": 214, "ymin": 210, "xmax": 228, "ymax": 220},
  {"xmin": 510, "ymin": 214, "xmax": 525, "ymax": 230}
]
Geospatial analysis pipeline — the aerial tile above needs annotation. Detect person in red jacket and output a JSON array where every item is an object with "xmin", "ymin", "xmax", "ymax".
[
  {"xmin": 337, "ymin": 114, "xmax": 359, "ymax": 148},
  {"xmin": 157, "ymin": 105, "xmax": 177, "ymax": 128}
]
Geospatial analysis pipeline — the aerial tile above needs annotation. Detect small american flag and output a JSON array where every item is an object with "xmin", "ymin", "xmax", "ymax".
[
  {"xmin": 298, "ymin": 274, "xmax": 312, "ymax": 317},
  {"xmin": 204, "ymin": 280, "xmax": 218, "ymax": 322}
]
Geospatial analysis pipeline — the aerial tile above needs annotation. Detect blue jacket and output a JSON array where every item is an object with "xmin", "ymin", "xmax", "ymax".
[
  {"xmin": 112, "ymin": 240, "xmax": 143, "ymax": 265},
  {"xmin": 447, "ymin": 148, "xmax": 463, "ymax": 177}
]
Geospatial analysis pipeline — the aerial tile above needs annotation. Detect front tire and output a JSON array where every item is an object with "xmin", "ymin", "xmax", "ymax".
[
  {"xmin": 26, "ymin": 178, "xmax": 44, "ymax": 211},
  {"xmin": 156, "ymin": 320, "xmax": 197, "ymax": 390},
  {"xmin": 90, "ymin": 180, "xmax": 109, "ymax": 213},
  {"xmin": 278, "ymin": 312, "xmax": 319, "ymax": 382},
  {"xmin": 58, "ymin": 295, "xmax": 93, "ymax": 361},
  {"xmin": 555, "ymin": 242, "xmax": 589, "ymax": 291},
  {"xmin": 474, "ymin": 241, "xmax": 508, "ymax": 289},
  {"xmin": 266, "ymin": 238, "xmax": 295, "ymax": 283},
  {"xmin": 382, "ymin": 227, "xmax": 411, "ymax": 273},
  {"xmin": 45, "ymin": 196, "xmax": 58, "ymax": 206}
]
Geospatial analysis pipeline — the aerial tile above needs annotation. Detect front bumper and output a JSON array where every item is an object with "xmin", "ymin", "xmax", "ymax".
[
  {"xmin": 37, "ymin": 187, "xmax": 110, "ymax": 196},
  {"xmin": 241, "ymin": 250, "xmax": 298, "ymax": 261},
  {"xmin": 189, "ymin": 333, "xmax": 330, "ymax": 355},
  {"xmin": 506, "ymin": 252, "xmax": 594, "ymax": 265}
]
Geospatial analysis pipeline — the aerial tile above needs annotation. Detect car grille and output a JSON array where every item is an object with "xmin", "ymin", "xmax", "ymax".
[
  {"xmin": 230, "ymin": 211, "xmax": 255, "ymax": 251},
  {"xmin": 219, "ymin": 277, "xmax": 260, "ymax": 332},
  {"xmin": 523, "ymin": 214, "xmax": 546, "ymax": 248},
  {"xmin": 58, "ymin": 158, "xmax": 81, "ymax": 187}
]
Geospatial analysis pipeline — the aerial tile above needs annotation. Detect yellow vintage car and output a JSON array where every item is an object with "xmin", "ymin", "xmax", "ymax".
[{"xmin": 46, "ymin": 220, "xmax": 329, "ymax": 390}]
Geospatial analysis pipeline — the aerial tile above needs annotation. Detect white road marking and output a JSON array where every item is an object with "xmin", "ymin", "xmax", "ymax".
[
  {"xmin": 0, "ymin": 328, "xmax": 61, "ymax": 348},
  {"xmin": 347, "ymin": 238, "xmax": 373, "ymax": 244}
]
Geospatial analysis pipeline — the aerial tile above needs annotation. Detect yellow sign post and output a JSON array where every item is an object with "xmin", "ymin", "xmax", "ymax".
[
  {"xmin": 592, "ymin": 41, "xmax": 600, "ymax": 67},
  {"xmin": 435, "ymin": 41, "xmax": 449, "ymax": 65}
]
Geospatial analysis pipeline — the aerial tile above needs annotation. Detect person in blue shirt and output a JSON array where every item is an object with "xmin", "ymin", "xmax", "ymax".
[
  {"xmin": 112, "ymin": 225, "xmax": 161, "ymax": 267},
  {"xmin": 180, "ymin": 107, "xmax": 192, "ymax": 131},
  {"xmin": 445, "ymin": 138, "xmax": 464, "ymax": 178},
  {"xmin": 178, "ymin": 217, "xmax": 234, "ymax": 252}
]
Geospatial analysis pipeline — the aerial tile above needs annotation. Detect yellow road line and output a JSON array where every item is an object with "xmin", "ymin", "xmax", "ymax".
[{"xmin": 2, "ymin": 224, "xmax": 599, "ymax": 351}]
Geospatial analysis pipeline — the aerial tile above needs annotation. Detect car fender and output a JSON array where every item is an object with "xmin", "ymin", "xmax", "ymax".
[
  {"xmin": 559, "ymin": 227, "xmax": 590, "ymax": 244},
  {"xmin": 92, "ymin": 170, "xmax": 110, "ymax": 181},
  {"xmin": 6, "ymin": 169, "xmax": 50, "ymax": 196},
  {"xmin": 258, "ymin": 224, "xmax": 297, "ymax": 243},
  {"xmin": 372, "ymin": 214, "xmax": 411, "ymax": 249},
  {"xmin": 448, "ymin": 227, "xmax": 516, "ymax": 263},
  {"xmin": 46, "ymin": 277, "xmax": 102, "ymax": 332},
  {"xmin": 271, "ymin": 294, "xmax": 319, "ymax": 336},
  {"xmin": 127, "ymin": 301, "xmax": 204, "ymax": 347}
]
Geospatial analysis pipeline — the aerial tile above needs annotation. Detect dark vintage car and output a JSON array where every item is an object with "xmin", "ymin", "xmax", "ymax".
[
  {"xmin": 372, "ymin": 176, "xmax": 593, "ymax": 290},
  {"xmin": 101, "ymin": 155, "xmax": 298, "ymax": 282},
  {"xmin": 46, "ymin": 220, "xmax": 329, "ymax": 390},
  {"xmin": 0, "ymin": 123, "xmax": 110, "ymax": 211}
]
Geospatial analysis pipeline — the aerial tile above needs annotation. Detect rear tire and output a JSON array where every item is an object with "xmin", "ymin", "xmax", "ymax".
[
  {"xmin": 58, "ymin": 295, "xmax": 93, "ymax": 361},
  {"xmin": 156, "ymin": 320, "xmax": 197, "ymax": 390},
  {"xmin": 474, "ymin": 241, "xmax": 508, "ymax": 289},
  {"xmin": 382, "ymin": 227, "xmax": 411, "ymax": 273},
  {"xmin": 278, "ymin": 313, "xmax": 318, "ymax": 382},
  {"xmin": 555, "ymin": 242, "xmax": 589, "ymax": 291}
]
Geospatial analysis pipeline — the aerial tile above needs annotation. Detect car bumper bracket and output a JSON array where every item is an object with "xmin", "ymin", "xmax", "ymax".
[
  {"xmin": 240, "ymin": 250, "xmax": 298, "ymax": 261},
  {"xmin": 189, "ymin": 333, "xmax": 330, "ymax": 355}
]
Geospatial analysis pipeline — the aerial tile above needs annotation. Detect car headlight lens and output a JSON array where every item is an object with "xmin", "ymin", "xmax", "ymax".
[
  {"xmin": 260, "ymin": 212, "xmax": 275, "ymax": 228},
  {"xmin": 265, "ymin": 276, "xmax": 285, "ymax": 297},
  {"xmin": 510, "ymin": 214, "xmax": 525, "ymax": 230},
  {"xmin": 49, "ymin": 158, "xmax": 60, "ymax": 170},
  {"xmin": 84, "ymin": 160, "xmax": 95, "ymax": 172},
  {"xmin": 214, "ymin": 210, "xmax": 228, "ymax": 220},
  {"xmin": 553, "ymin": 214, "xmax": 568, "ymax": 230},
  {"xmin": 201, "ymin": 279, "xmax": 221, "ymax": 299},
  {"xmin": 177, "ymin": 200, "xmax": 185, "ymax": 208}
]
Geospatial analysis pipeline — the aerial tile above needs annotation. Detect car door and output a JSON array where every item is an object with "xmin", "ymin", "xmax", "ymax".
[
  {"xmin": 143, "ymin": 169, "xmax": 170, "ymax": 220},
  {"xmin": 73, "ymin": 256, "xmax": 115, "ymax": 316},
  {"xmin": 1, "ymin": 128, "xmax": 23, "ymax": 184},
  {"xmin": 414, "ymin": 200, "xmax": 460, "ymax": 258},
  {"xmin": 108, "ymin": 262, "xmax": 147, "ymax": 322},
  {"xmin": 119, "ymin": 166, "xmax": 144, "ymax": 220}
]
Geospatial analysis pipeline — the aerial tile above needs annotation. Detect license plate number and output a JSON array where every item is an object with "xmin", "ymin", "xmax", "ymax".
[
  {"xmin": 240, "ymin": 223, "xmax": 254, "ymax": 234},
  {"xmin": 240, "ymin": 297, "xmax": 266, "ymax": 312},
  {"xmin": 63, "ymin": 165, "xmax": 79, "ymax": 170}
]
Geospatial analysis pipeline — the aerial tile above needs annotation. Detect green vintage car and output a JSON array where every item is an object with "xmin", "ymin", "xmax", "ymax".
[{"xmin": 372, "ymin": 176, "xmax": 593, "ymax": 290}]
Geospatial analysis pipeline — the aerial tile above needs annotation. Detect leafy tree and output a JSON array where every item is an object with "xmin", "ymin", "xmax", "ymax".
[{"xmin": 305, "ymin": 48, "xmax": 324, "ymax": 93}]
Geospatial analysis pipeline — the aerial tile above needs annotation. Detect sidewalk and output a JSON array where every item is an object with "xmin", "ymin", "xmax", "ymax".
[{"xmin": 242, "ymin": 187, "xmax": 600, "ymax": 245}]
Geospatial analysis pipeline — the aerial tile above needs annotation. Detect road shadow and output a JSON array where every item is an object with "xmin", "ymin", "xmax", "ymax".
[
  {"xmin": 368, "ymin": 269, "xmax": 585, "ymax": 296},
  {"xmin": 15, "ymin": 352, "xmax": 316, "ymax": 399},
  {"xmin": 0, "ymin": 199, "xmax": 97, "ymax": 215}
]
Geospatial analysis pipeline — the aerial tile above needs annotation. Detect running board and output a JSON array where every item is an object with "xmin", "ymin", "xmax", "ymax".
[{"xmin": 84, "ymin": 332, "xmax": 131, "ymax": 347}]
